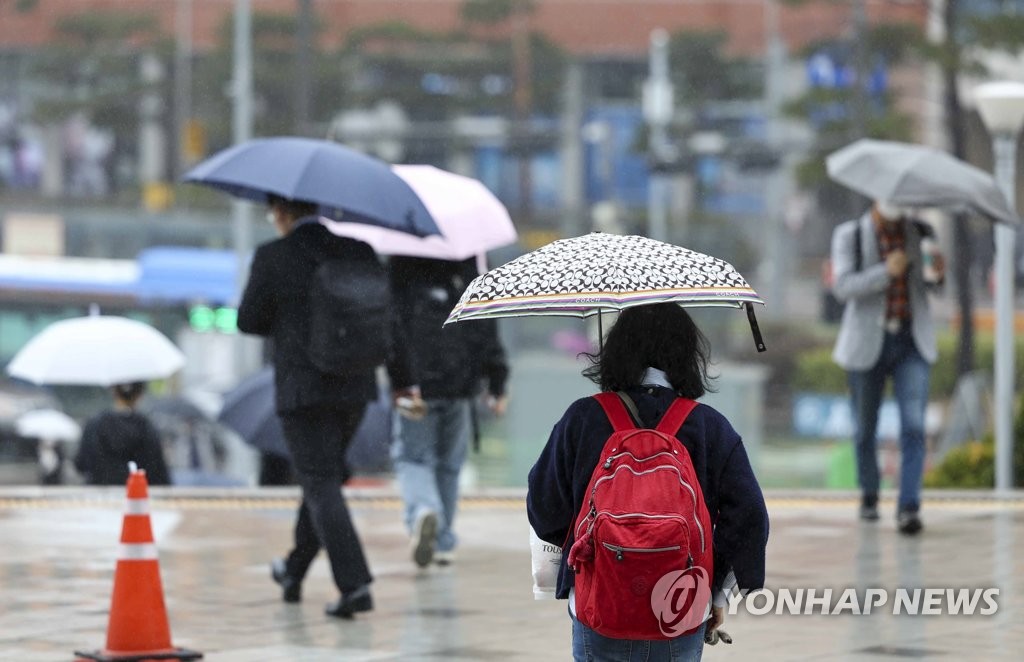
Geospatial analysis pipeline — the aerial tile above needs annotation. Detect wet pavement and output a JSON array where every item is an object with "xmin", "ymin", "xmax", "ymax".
[{"xmin": 0, "ymin": 486, "xmax": 1021, "ymax": 661}]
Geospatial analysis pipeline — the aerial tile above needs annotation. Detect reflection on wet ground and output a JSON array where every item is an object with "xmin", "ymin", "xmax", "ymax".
[{"xmin": 0, "ymin": 487, "xmax": 1020, "ymax": 661}]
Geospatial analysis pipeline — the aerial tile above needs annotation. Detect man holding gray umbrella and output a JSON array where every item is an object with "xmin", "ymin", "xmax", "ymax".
[{"xmin": 830, "ymin": 200, "xmax": 945, "ymax": 535}]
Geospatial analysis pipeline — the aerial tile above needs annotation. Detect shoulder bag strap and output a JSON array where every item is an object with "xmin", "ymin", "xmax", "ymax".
[{"xmin": 593, "ymin": 392, "xmax": 637, "ymax": 432}]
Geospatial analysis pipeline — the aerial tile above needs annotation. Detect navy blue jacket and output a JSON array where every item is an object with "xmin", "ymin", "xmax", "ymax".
[{"xmin": 527, "ymin": 384, "xmax": 769, "ymax": 599}]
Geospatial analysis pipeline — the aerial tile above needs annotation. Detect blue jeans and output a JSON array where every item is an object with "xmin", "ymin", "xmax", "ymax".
[
  {"xmin": 391, "ymin": 398, "xmax": 471, "ymax": 552},
  {"xmin": 847, "ymin": 327, "xmax": 930, "ymax": 512},
  {"xmin": 571, "ymin": 614, "xmax": 706, "ymax": 662}
]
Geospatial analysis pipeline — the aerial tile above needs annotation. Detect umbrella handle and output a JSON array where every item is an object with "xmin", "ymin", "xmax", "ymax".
[{"xmin": 745, "ymin": 302, "xmax": 767, "ymax": 353}]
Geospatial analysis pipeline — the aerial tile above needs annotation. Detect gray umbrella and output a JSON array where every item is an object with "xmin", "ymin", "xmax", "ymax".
[{"xmin": 826, "ymin": 138, "xmax": 1020, "ymax": 225}]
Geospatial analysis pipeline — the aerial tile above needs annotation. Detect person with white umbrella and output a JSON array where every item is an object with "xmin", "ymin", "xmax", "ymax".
[
  {"xmin": 6, "ymin": 313, "xmax": 184, "ymax": 486},
  {"xmin": 830, "ymin": 200, "xmax": 946, "ymax": 534},
  {"xmin": 74, "ymin": 382, "xmax": 171, "ymax": 487},
  {"xmin": 15, "ymin": 408, "xmax": 81, "ymax": 485}
]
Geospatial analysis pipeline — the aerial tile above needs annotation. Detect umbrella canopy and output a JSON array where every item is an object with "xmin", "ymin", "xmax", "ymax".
[
  {"xmin": 445, "ymin": 232, "xmax": 766, "ymax": 351},
  {"xmin": 218, "ymin": 368, "xmax": 287, "ymax": 458},
  {"xmin": 15, "ymin": 408, "xmax": 81, "ymax": 443},
  {"xmin": 826, "ymin": 138, "xmax": 1020, "ymax": 225},
  {"xmin": 144, "ymin": 395, "xmax": 212, "ymax": 423},
  {"xmin": 183, "ymin": 137, "xmax": 440, "ymax": 237},
  {"xmin": 6, "ymin": 315, "xmax": 185, "ymax": 386},
  {"xmin": 217, "ymin": 367, "xmax": 393, "ymax": 471},
  {"xmin": 323, "ymin": 165, "xmax": 518, "ymax": 261}
]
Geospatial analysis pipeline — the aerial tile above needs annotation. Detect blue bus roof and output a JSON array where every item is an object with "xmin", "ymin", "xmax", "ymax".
[{"xmin": 0, "ymin": 247, "xmax": 242, "ymax": 307}]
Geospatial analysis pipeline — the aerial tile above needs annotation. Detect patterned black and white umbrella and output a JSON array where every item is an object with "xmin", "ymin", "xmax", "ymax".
[{"xmin": 446, "ymin": 233, "xmax": 766, "ymax": 351}]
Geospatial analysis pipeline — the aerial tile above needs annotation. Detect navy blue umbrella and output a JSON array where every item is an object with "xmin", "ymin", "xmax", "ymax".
[
  {"xmin": 183, "ymin": 137, "xmax": 440, "ymax": 237},
  {"xmin": 217, "ymin": 367, "xmax": 394, "ymax": 474},
  {"xmin": 217, "ymin": 367, "xmax": 287, "ymax": 458}
]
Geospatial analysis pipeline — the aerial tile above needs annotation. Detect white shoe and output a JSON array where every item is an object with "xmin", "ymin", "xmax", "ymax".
[
  {"xmin": 434, "ymin": 550, "xmax": 455, "ymax": 566},
  {"xmin": 411, "ymin": 510, "xmax": 438, "ymax": 568}
]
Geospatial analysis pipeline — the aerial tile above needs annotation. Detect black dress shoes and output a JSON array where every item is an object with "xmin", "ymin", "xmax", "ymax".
[
  {"xmin": 325, "ymin": 584, "xmax": 373, "ymax": 619},
  {"xmin": 271, "ymin": 558, "xmax": 301, "ymax": 603}
]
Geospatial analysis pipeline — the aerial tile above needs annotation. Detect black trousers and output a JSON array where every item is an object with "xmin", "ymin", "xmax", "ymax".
[{"xmin": 280, "ymin": 403, "xmax": 371, "ymax": 594}]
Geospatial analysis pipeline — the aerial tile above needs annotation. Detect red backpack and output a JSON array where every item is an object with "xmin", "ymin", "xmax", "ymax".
[{"xmin": 567, "ymin": 392, "xmax": 714, "ymax": 640}]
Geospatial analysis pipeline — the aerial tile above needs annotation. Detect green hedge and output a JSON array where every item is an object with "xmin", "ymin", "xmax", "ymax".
[
  {"xmin": 924, "ymin": 393, "xmax": 1024, "ymax": 488},
  {"xmin": 793, "ymin": 332, "xmax": 1024, "ymax": 400}
]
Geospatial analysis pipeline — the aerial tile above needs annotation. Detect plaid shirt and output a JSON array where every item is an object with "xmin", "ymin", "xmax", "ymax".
[{"xmin": 876, "ymin": 219, "xmax": 909, "ymax": 326}]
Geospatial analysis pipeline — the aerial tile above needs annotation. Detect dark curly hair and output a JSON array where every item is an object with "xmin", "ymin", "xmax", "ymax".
[{"xmin": 582, "ymin": 303, "xmax": 714, "ymax": 399}]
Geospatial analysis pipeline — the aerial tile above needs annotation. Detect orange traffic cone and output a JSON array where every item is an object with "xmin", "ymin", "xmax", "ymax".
[{"xmin": 75, "ymin": 463, "xmax": 202, "ymax": 662}]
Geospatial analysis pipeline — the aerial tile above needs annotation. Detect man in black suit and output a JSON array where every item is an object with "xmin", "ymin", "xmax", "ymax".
[{"xmin": 237, "ymin": 194, "xmax": 419, "ymax": 619}]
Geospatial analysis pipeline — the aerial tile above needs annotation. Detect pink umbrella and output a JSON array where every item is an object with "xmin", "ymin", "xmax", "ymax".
[{"xmin": 322, "ymin": 165, "xmax": 518, "ymax": 261}]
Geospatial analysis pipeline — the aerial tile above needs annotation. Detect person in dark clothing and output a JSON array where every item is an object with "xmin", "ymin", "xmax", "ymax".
[
  {"xmin": 388, "ymin": 256, "xmax": 509, "ymax": 567},
  {"xmin": 74, "ymin": 382, "xmax": 171, "ymax": 486},
  {"xmin": 237, "ymin": 194, "xmax": 418, "ymax": 620},
  {"xmin": 527, "ymin": 303, "xmax": 769, "ymax": 661}
]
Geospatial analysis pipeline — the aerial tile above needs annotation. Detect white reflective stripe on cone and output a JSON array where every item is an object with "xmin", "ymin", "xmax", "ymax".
[
  {"xmin": 124, "ymin": 498, "xmax": 150, "ymax": 515},
  {"xmin": 118, "ymin": 543, "xmax": 159, "ymax": 560}
]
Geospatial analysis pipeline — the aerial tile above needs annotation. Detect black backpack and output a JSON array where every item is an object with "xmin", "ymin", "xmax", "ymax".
[{"xmin": 307, "ymin": 256, "xmax": 393, "ymax": 375}]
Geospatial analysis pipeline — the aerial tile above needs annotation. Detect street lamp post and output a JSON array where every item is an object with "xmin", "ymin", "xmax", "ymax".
[{"xmin": 974, "ymin": 81, "xmax": 1024, "ymax": 492}]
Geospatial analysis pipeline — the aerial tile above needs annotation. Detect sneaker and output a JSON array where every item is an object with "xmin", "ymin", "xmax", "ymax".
[
  {"xmin": 434, "ymin": 550, "xmax": 455, "ymax": 566},
  {"xmin": 271, "ymin": 558, "xmax": 301, "ymax": 603},
  {"xmin": 411, "ymin": 510, "xmax": 438, "ymax": 568},
  {"xmin": 859, "ymin": 504, "xmax": 879, "ymax": 521},
  {"xmin": 859, "ymin": 494, "xmax": 879, "ymax": 522},
  {"xmin": 897, "ymin": 511, "xmax": 923, "ymax": 535}
]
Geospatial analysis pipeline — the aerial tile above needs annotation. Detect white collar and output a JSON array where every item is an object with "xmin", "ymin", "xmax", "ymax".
[{"xmin": 641, "ymin": 367, "xmax": 672, "ymax": 389}]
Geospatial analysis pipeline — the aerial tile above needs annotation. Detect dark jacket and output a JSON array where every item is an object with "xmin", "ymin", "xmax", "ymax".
[
  {"xmin": 527, "ymin": 385, "xmax": 768, "ymax": 599},
  {"xmin": 75, "ymin": 409, "xmax": 171, "ymax": 486},
  {"xmin": 388, "ymin": 256, "xmax": 508, "ymax": 400},
  {"xmin": 237, "ymin": 220, "xmax": 415, "ymax": 413}
]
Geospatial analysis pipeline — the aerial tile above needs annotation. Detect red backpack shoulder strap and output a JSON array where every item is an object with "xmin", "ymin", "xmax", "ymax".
[
  {"xmin": 655, "ymin": 398, "xmax": 698, "ymax": 436},
  {"xmin": 593, "ymin": 392, "xmax": 637, "ymax": 432}
]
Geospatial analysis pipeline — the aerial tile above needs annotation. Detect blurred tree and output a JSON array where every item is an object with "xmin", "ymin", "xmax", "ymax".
[
  {"xmin": 923, "ymin": 0, "xmax": 1024, "ymax": 378},
  {"xmin": 782, "ymin": 22, "xmax": 919, "ymax": 192},
  {"xmin": 193, "ymin": 10, "xmax": 345, "ymax": 153},
  {"xmin": 340, "ymin": 19, "xmax": 564, "ymax": 118},
  {"xmin": 669, "ymin": 30, "xmax": 763, "ymax": 112},
  {"xmin": 27, "ymin": 10, "xmax": 165, "ymax": 195},
  {"xmin": 462, "ymin": 0, "xmax": 540, "ymax": 221}
]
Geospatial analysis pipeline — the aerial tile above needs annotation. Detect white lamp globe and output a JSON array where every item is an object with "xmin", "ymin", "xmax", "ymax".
[{"xmin": 975, "ymin": 81, "xmax": 1024, "ymax": 135}]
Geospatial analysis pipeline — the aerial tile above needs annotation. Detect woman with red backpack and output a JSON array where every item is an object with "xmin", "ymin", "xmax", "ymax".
[{"xmin": 527, "ymin": 303, "xmax": 769, "ymax": 661}]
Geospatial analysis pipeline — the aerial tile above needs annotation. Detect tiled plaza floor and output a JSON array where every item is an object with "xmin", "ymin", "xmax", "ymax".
[{"xmin": 0, "ymin": 487, "xmax": 1020, "ymax": 661}]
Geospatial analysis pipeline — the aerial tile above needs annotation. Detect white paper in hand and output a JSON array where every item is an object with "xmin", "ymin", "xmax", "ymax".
[{"xmin": 530, "ymin": 527, "xmax": 562, "ymax": 600}]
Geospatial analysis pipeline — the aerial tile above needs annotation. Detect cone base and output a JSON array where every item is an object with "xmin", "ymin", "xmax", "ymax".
[{"xmin": 74, "ymin": 646, "xmax": 203, "ymax": 661}]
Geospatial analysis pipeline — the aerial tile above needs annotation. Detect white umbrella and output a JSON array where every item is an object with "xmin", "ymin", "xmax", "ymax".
[
  {"xmin": 6, "ymin": 315, "xmax": 185, "ymax": 386},
  {"xmin": 15, "ymin": 408, "xmax": 81, "ymax": 442},
  {"xmin": 445, "ymin": 232, "xmax": 766, "ymax": 351}
]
